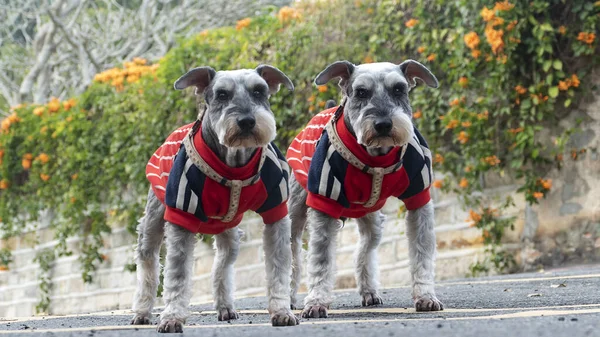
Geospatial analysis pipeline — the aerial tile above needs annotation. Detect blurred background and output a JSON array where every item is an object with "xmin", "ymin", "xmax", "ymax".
[{"xmin": 0, "ymin": 0, "xmax": 598, "ymax": 317}]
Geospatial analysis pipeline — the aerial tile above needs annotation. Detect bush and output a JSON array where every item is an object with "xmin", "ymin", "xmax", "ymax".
[{"xmin": 0, "ymin": 0, "xmax": 598, "ymax": 309}]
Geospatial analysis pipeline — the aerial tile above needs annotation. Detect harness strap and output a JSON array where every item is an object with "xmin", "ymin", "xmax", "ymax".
[
  {"xmin": 181, "ymin": 105, "xmax": 267, "ymax": 222},
  {"xmin": 325, "ymin": 105, "xmax": 407, "ymax": 208}
]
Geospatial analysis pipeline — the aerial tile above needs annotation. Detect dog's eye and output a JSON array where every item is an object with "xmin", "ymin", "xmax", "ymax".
[
  {"xmin": 393, "ymin": 85, "xmax": 406, "ymax": 96},
  {"xmin": 216, "ymin": 90, "xmax": 229, "ymax": 101},
  {"xmin": 355, "ymin": 88, "xmax": 369, "ymax": 99},
  {"xmin": 252, "ymin": 88, "xmax": 264, "ymax": 98}
]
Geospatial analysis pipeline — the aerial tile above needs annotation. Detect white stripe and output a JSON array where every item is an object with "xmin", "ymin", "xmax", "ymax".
[
  {"xmin": 147, "ymin": 162, "xmax": 160, "ymax": 169},
  {"xmin": 188, "ymin": 190, "xmax": 199, "ymax": 214},
  {"xmin": 264, "ymin": 146, "xmax": 281, "ymax": 170},
  {"xmin": 318, "ymin": 145, "xmax": 336, "ymax": 197},
  {"xmin": 153, "ymin": 153, "xmax": 176, "ymax": 161},
  {"xmin": 176, "ymin": 160, "xmax": 194, "ymax": 210},
  {"xmin": 295, "ymin": 170, "xmax": 308, "ymax": 176},
  {"xmin": 304, "ymin": 124, "xmax": 327, "ymax": 129},
  {"xmin": 421, "ymin": 146, "xmax": 432, "ymax": 161},
  {"xmin": 409, "ymin": 136, "xmax": 424, "ymax": 158},
  {"xmin": 160, "ymin": 140, "xmax": 184, "ymax": 147},
  {"xmin": 172, "ymin": 127, "xmax": 192, "ymax": 134},
  {"xmin": 297, "ymin": 139, "xmax": 319, "ymax": 144},
  {"xmin": 288, "ymin": 157, "xmax": 312, "ymax": 164},
  {"xmin": 153, "ymin": 185, "xmax": 166, "ymax": 191},
  {"xmin": 287, "ymin": 146, "xmax": 301, "ymax": 153},
  {"xmin": 421, "ymin": 164, "xmax": 431, "ymax": 188},
  {"xmin": 331, "ymin": 178, "xmax": 341, "ymax": 200},
  {"xmin": 279, "ymin": 176, "xmax": 288, "ymax": 201},
  {"xmin": 288, "ymin": 157, "xmax": 303, "ymax": 164},
  {"xmin": 146, "ymin": 172, "xmax": 169, "ymax": 179}
]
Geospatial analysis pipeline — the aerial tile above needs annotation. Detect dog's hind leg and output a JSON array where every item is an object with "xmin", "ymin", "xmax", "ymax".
[
  {"xmin": 355, "ymin": 211, "xmax": 384, "ymax": 307},
  {"xmin": 263, "ymin": 216, "xmax": 299, "ymax": 326},
  {"xmin": 406, "ymin": 201, "xmax": 443, "ymax": 311},
  {"xmin": 212, "ymin": 228, "xmax": 241, "ymax": 321},
  {"xmin": 157, "ymin": 222, "xmax": 197, "ymax": 333},
  {"xmin": 131, "ymin": 189, "xmax": 166, "ymax": 325},
  {"xmin": 289, "ymin": 175, "xmax": 308, "ymax": 309},
  {"xmin": 301, "ymin": 208, "xmax": 340, "ymax": 318}
]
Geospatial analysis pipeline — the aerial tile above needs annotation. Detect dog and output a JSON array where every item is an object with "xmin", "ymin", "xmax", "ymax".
[
  {"xmin": 130, "ymin": 65, "xmax": 299, "ymax": 332},
  {"xmin": 287, "ymin": 60, "xmax": 444, "ymax": 318}
]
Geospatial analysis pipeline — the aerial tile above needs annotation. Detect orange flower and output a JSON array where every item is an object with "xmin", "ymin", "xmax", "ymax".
[
  {"xmin": 558, "ymin": 26, "xmax": 566, "ymax": 35},
  {"xmin": 477, "ymin": 110, "xmax": 489, "ymax": 120},
  {"xmin": 318, "ymin": 101, "xmax": 326, "ymax": 108},
  {"xmin": 0, "ymin": 179, "xmax": 9, "ymax": 189},
  {"xmin": 490, "ymin": 17, "xmax": 505, "ymax": 27},
  {"xmin": 480, "ymin": 7, "xmax": 495, "ymax": 22},
  {"xmin": 37, "ymin": 153, "xmax": 50, "ymax": 164},
  {"xmin": 199, "ymin": 30, "xmax": 209, "ymax": 37},
  {"xmin": 71, "ymin": 173, "xmax": 78, "ymax": 180},
  {"xmin": 432, "ymin": 179, "xmax": 443, "ymax": 188},
  {"xmin": 33, "ymin": 107, "xmax": 45, "ymax": 116},
  {"xmin": 541, "ymin": 179, "xmax": 552, "ymax": 190},
  {"xmin": 506, "ymin": 20, "xmax": 518, "ymax": 31},
  {"xmin": 366, "ymin": 8, "xmax": 374, "ymax": 14},
  {"xmin": 462, "ymin": 121, "xmax": 472, "ymax": 127},
  {"xmin": 22, "ymin": 159, "xmax": 31, "ymax": 170},
  {"xmin": 426, "ymin": 54, "xmax": 436, "ymax": 62},
  {"xmin": 471, "ymin": 49, "xmax": 482, "ymax": 59},
  {"xmin": 70, "ymin": 197, "xmax": 77, "ymax": 204},
  {"xmin": 459, "ymin": 178, "xmax": 469, "ymax": 188},
  {"xmin": 570, "ymin": 74, "xmax": 580, "ymax": 88},
  {"xmin": 508, "ymin": 127, "xmax": 523, "ymax": 134},
  {"xmin": 40, "ymin": 126, "xmax": 48, "ymax": 134},
  {"xmin": 40, "ymin": 174, "xmax": 50, "ymax": 182},
  {"xmin": 236, "ymin": 18, "xmax": 252, "ymax": 31},
  {"xmin": 497, "ymin": 54, "xmax": 508, "ymax": 64},
  {"xmin": 577, "ymin": 32, "xmax": 596, "ymax": 44},
  {"xmin": 413, "ymin": 110, "xmax": 422, "ymax": 119},
  {"xmin": 47, "ymin": 97, "xmax": 61, "ymax": 113},
  {"xmin": 405, "ymin": 19, "xmax": 419, "ymax": 28},
  {"xmin": 277, "ymin": 6, "xmax": 302, "ymax": 23},
  {"xmin": 449, "ymin": 98, "xmax": 460, "ymax": 107},
  {"xmin": 362, "ymin": 55, "xmax": 374, "ymax": 64},
  {"xmin": 417, "ymin": 46, "xmax": 426, "ymax": 54},
  {"xmin": 458, "ymin": 77, "xmax": 469, "ymax": 88},
  {"xmin": 533, "ymin": 192, "xmax": 544, "ymax": 199},
  {"xmin": 494, "ymin": 1, "xmax": 514, "ymax": 11},
  {"xmin": 63, "ymin": 98, "xmax": 77, "ymax": 111},
  {"xmin": 468, "ymin": 209, "xmax": 482, "ymax": 223},
  {"xmin": 484, "ymin": 26, "xmax": 504, "ymax": 54},
  {"xmin": 464, "ymin": 32, "xmax": 481, "ymax": 49},
  {"xmin": 434, "ymin": 153, "xmax": 444, "ymax": 164},
  {"xmin": 483, "ymin": 155, "xmax": 501, "ymax": 166},
  {"xmin": 514, "ymin": 85, "xmax": 527, "ymax": 94},
  {"xmin": 457, "ymin": 131, "xmax": 469, "ymax": 144},
  {"xmin": 464, "ymin": 165, "xmax": 473, "ymax": 173},
  {"xmin": 446, "ymin": 119, "xmax": 459, "ymax": 129},
  {"xmin": 307, "ymin": 95, "xmax": 316, "ymax": 103},
  {"xmin": 317, "ymin": 85, "xmax": 328, "ymax": 93},
  {"xmin": 558, "ymin": 80, "xmax": 570, "ymax": 91}
]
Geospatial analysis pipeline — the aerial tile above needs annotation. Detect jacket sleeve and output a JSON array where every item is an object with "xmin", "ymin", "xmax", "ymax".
[{"xmin": 254, "ymin": 144, "xmax": 290, "ymax": 224}]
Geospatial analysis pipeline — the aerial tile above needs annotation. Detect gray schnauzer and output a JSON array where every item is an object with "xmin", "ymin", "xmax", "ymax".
[
  {"xmin": 131, "ymin": 65, "xmax": 299, "ymax": 332},
  {"xmin": 287, "ymin": 60, "xmax": 443, "ymax": 318}
]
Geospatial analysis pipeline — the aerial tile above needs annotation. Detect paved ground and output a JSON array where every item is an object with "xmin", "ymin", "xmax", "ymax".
[{"xmin": 2, "ymin": 264, "xmax": 600, "ymax": 336}]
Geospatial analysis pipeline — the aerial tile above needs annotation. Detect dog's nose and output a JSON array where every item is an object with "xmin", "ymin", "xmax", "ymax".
[
  {"xmin": 237, "ymin": 116, "xmax": 256, "ymax": 131},
  {"xmin": 374, "ymin": 118, "xmax": 392, "ymax": 136}
]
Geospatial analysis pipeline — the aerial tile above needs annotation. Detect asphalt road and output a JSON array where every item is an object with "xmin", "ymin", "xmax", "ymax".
[{"xmin": 2, "ymin": 264, "xmax": 600, "ymax": 337}]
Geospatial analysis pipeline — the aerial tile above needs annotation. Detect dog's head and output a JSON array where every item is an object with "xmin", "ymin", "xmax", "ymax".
[
  {"xmin": 315, "ymin": 60, "xmax": 438, "ymax": 152},
  {"xmin": 174, "ymin": 65, "xmax": 294, "ymax": 148}
]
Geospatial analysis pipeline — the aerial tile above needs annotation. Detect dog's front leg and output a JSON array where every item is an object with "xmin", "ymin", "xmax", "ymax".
[
  {"xmin": 157, "ymin": 223, "xmax": 197, "ymax": 333},
  {"xmin": 302, "ymin": 208, "xmax": 340, "ymax": 318},
  {"xmin": 355, "ymin": 211, "xmax": 384, "ymax": 307},
  {"xmin": 212, "ymin": 228, "xmax": 240, "ymax": 321},
  {"xmin": 406, "ymin": 201, "xmax": 443, "ymax": 311},
  {"xmin": 263, "ymin": 216, "xmax": 299, "ymax": 326}
]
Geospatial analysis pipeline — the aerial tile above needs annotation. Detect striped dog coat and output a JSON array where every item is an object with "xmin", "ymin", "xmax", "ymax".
[
  {"xmin": 287, "ymin": 105, "xmax": 433, "ymax": 219},
  {"xmin": 147, "ymin": 120, "xmax": 289, "ymax": 235}
]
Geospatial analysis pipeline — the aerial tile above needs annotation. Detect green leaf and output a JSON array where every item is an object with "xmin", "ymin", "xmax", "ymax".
[
  {"xmin": 553, "ymin": 60, "xmax": 563, "ymax": 70},
  {"xmin": 542, "ymin": 60, "xmax": 552, "ymax": 72},
  {"xmin": 548, "ymin": 86, "xmax": 559, "ymax": 98},
  {"xmin": 564, "ymin": 99, "xmax": 572, "ymax": 107},
  {"xmin": 540, "ymin": 23, "xmax": 553, "ymax": 32}
]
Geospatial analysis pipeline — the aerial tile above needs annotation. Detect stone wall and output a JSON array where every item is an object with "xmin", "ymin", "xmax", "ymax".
[{"xmin": 0, "ymin": 73, "xmax": 598, "ymax": 317}]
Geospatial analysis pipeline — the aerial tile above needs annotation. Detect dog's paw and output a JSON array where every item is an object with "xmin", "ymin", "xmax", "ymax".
[
  {"xmin": 361, "ymin": 292, "xmax": 383, "ymax": 307},
  {"xmin": 130, "ymin": 313, "xmax": 151, "ymax": 325},
  {"xmin": 217, "ymin": 308, "xmax": 239, "ymax": 321},
  {"xmin": 157, "ymin": 319, "xmax": 184, "ymax": 333},
  {"xmin": 415, "ymin": 295, "xmax": 444, "ymax": 312},
  {"xmin": 271, "ymin": 309, "xmax": 300, "ymax": 326},
  {"xmin": 290, "ymin": 303, "xmax": 298, "ymax": 310},
  {"xmin": 301, "ymin": 304, "xmax": 328, "ymax": 318}
]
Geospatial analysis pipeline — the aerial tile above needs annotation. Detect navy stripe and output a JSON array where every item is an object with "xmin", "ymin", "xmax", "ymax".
[
  {"xmin": 328, "ymin": 151, "xmax": 350, "ymax": 208},
  {"xmin": 255, "ymin": 143, "xmax": 287, "ymax": 214},
  {"xmin": 165, "ymin": 146, "xmax": 187, "ymax": 209},
  {"xmin": 307, "ymin": 131, "xmax": 331, "ymax": 195}
]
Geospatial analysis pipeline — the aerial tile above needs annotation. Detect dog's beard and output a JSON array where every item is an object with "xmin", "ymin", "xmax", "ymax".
[
  {"xmin": 355, "ymin": 111, "xmax": 413, "ymax": 149},
  {"xmin": 216, "ymin": 108, "xmax": 276, "ymax": 148}
]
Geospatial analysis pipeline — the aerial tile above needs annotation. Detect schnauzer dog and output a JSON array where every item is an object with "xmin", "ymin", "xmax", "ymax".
[
  {"xmin": 131, "ymin": 65, "xmax": 299, "ymax": 332},
  {"xmin": 287, "ymin": 60, "xmax": 443, "ymax": 318}
]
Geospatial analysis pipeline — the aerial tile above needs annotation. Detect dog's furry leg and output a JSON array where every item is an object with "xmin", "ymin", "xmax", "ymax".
[
  {"xmin": 301, "ymin": 208, "xmax": 340, "ymax": 318},
  {"xmin": 355, "ymin": 211, "xmax": 384, "ymax": 307},
  {"xmin": 263, "ymin": 216, "xmax": 299, "ymax": 326},
  {"xmin": 157, "ymin": 222, "xmax": 197, "ymax": 333},
  {"xmin": 406, "ymin": 201, "xmax": 443, "ymax": 311},
  {"xmin": 131, "ymin": 189, "xmax": 166, "ymax": 325},
  {"xmin": 288, "ymin": 175, "xmax": 308, "ymax": 309},
  {"xmin": 212, "ymin": 228, "xmax": 241, "ymax": 321}
]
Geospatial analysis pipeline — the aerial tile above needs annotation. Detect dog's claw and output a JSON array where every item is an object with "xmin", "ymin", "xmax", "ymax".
[
  {"xmin": 271, "ymin": 309, "xmax": 300, "ymax": 326},
  {"xmin": 157, "ymin": 319, "xmax": 184, "ymax": 333},
  {"xmin": 130, "ymin": 314, "xmax": 151, "ymax": 325},
  {"xmin": 415, "ymin": 295, "xmax": 444, "ymax": 312},
  {"xmin": 361, "ymin": 292, "xmax": 383, "ymax": 307},
  {"xmin": 301, "ymin": 305, "xmax": 328, "ymax": 318},
  {"xmin": 217, "ymin": 308, "xmax": 239, "ymax": 321}
]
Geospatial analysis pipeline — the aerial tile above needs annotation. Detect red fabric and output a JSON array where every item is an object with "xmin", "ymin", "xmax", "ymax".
[{"xmin": 146, "ymin": 124, "xmax": 286, "ymax": 234}]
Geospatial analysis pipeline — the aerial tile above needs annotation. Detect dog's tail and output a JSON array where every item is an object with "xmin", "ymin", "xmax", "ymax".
[{"xmin": 325, "ymin": 99, "xmax": 337, "ymax": 109}]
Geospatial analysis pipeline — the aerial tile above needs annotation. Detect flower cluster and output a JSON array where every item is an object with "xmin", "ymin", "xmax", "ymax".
[
  {"xmin": 558, "ymin": 74, "xmax": 581, "ymax": 91},
  {"xmin": 278, "ymin": 6, "xmax": 302, "ymax": 23},
  {"xmin": 93, "ymin": 58, "xmax": 158, "ymax": 91},
  {"xmin": 236, "ymin": 18, "xmax": 252, "ymax": 30},
  {"xmin": 405, "ymin": 18, "xmax": 418, "ymax": 28},
  {"xmin": 577, "ymin": 32, "xmax": 596, "ymax": 45},
  {"xmin": 1, "ymin": 113, "xmax": 21, "ymax": 133}
]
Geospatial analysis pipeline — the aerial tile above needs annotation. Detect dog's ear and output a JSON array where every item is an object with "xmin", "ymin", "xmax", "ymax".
[
  {"xmin": 398, "ymin": 60, "xmax": 438, "ymax": 88},
  {"xmin": 256, "ymin": 64, "xmax": 294, "ymax": 94},
  {"xmin": 173, "ymin": 66, "xmax": 217, "ymax": 95},
  {"xmin": 314, "ymin": 61, "xmax": 355, "ymax": 87}
]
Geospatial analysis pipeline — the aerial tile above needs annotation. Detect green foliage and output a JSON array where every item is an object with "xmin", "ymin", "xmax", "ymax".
[
  {"xmin": 33, "ymin": 249, "xmax": 56, "ymax": 313},
  {"xmin": 0, "ymin": 0, "xmax": 598, "ymax": 307}
]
